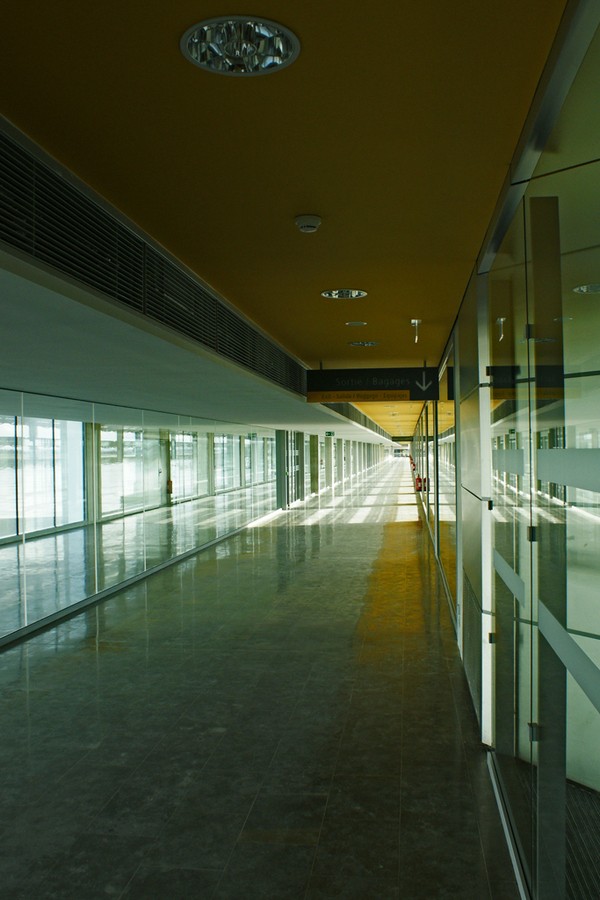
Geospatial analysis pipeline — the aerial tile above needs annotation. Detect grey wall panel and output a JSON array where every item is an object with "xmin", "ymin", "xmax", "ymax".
[
  {"xmin": 461, "ymin": 390, "xmax": 482, "ymax": 498},
  {"xmin": 494, "ymin": 549, "xmax": 526, "ymax": 607},
  {"xmin": 462, "ymin": 486, "xmax": 482, "ymax": 607},
  {"xmin": 458, "ymin": 276, "xmax": 479, "ymax": 401},
  {"xmin": 493, "ymin": 448, "xmax": 525, "ymax": 476},
  {"xmin": 463, "ymin": 567, "xmax": 482, "ymax": 723},
  {"xmin": 537, "ymin": 448, "xmax": 600, "ymax": 492}
]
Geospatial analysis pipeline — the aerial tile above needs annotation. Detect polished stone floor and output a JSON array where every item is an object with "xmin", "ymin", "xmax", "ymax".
[
  {"xmin": 0, "ymin": 460, "xmax": 519, "ymax": 899},
  {"xmin": 0, "ymin": 481, "xmax": 277, "ymax": 640}
]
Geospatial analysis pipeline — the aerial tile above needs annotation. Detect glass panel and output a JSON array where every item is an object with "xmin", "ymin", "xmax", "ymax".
[
  {"xmin": 54, "ymin": 419, "xmax": 85, "ymax": 527},
  {"xmin": 438, "ymin": 356, "xmax": 457, "ymax": 607},
  {"xmin": 0, "ymin": 412, "xmax": 18, "ymax": 539},
  {"xmin": 524, "ymin": 146, "xmax": 600, "ymax": 896},
  {"xmin": 171, "ymin": 432, "xmax": 199, "ymax": 501},
  {"xmin": 22, "ymin": 417, "xmax": 55, "ymax": 532},
  {"xmin": 142, "ymin": 428, "xmax": 163, "ymax": 510},
  {"xmin": 489, "ymin": 199, "xmax": 536, "ymax": 889},
  {"xmin": 427, "ymin": 403, "xmax": 436, "ymax": 527},
  {"xmin": 122, "ymin": 429, "xmax": 144, "ymax": 514},
  {"xmin": 99, "ymin": 426, "xmax": 122, "ymax": 516},
  {"xmin": 0, "ymin": 391, "xmax": 277, "ymax": 642},
  {"xmin": 565, "ymin": 671, "xmax": 600, "ymax": 900},
  {"xmin": 244, "ymin": 435, "xmax": 252, "ymax": 486},
  {"xmin": 319, "ymin": 439, "xmax": 325, "ymax": 490}
]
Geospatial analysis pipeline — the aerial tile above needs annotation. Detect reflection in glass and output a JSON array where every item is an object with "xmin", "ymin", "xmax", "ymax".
[{"xmin": 437, "ymin": 359, "xmax": 456, "ymax": 607}]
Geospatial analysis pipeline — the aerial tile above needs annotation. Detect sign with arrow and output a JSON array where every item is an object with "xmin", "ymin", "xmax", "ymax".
[{"xmin": 306, "ymin": 368, "xmax": 439, "ymax": 402}]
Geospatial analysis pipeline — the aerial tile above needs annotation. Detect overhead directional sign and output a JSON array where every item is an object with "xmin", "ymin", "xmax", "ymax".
[{"xmin": 306, "ymin": 368, "xmax": 439, "ymax": 402}]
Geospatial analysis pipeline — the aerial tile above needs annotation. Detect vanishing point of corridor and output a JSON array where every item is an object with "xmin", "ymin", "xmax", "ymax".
[{"xmin": 0, "ymin": 460, "xmax": 518, "ymax": 899}]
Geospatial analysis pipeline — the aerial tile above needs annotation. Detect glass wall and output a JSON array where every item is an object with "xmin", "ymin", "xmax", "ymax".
[
  {"xmin": 485, "ymin": 25, "xmax": 600, "ymax": 899},
  {"xmin": 0, "ymin": 390, "xmax": 277, "ymax": 642},
  {"xmin": 0, "ymin": 405, "xmax": 86, "ymax": 537},
  {"xmin": 438, "ymin": 355, "xmax": 457, "ymax": 609},
  {"xmin": 214, "ymin": 433, "xmax": 242, "ymax": 491},
  {"xmin": 171, "ymin": 431, "xmax": 209, "ymax": 502}
]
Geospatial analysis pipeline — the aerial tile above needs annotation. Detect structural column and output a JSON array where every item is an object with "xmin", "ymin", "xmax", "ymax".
[
  {"xmin": 309, "ymin": 434, "xmax": 319, "ymax": 494},
  {"xmin": 336, "ymin": 439, "xmax": 343, "ymax": 483},
  {"xmin": 324, "ymin": 434, "xmax": 333, "ymax": 489},
  {"xmin": 275, "ymin": 430, "xmax": 287, "ymax": 509},
  {"xmin": 296, "ymin": 432, "xmax": 305, "ymax": 501}
]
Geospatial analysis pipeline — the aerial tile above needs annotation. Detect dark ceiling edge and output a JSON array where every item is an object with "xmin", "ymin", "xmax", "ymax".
[
  {"xmin": 0, "ymin": 113, "xmax": 309, "ymax": 373},
  {"xmin": 436, "ymin": 0, "xmax": 600, "ymax": 375},
  {"xmin": 477, "ymin": 0, "xmax": 600, "ymax": 275}
]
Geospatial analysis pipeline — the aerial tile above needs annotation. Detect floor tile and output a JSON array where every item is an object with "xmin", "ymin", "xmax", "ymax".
[{"xmin": 0, "ymin": 464, "xmax": 519, "ymax": 900}]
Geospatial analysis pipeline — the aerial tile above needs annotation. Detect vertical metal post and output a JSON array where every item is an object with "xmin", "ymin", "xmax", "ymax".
[
  {"xmin": 309, "ymin": 434, "xmax": 319, "ymax": 494},
  {"xmin": 275, "ymin": 430, "xmax": 288, "ymax": 510},
  {"xmin": 207, "ymin": 433, "xmax": 215, "ymax": 495},
  {"xmin": 324, "ymin": 435, "xmax": 333, "ymax": 489},
  {"xmin": 477, "ymin": 270, "xmax": 494, "ymax": 747},
  {"xmin": 454, "ymin": 328, "xmax": 464, "ymax": 656},
  {"xmin": 296, "ymin": 432, "xmax": 305, "ymax": 501},
  {"xmin": 529, "ymin": 196, "xmax": 566, "ymax": 900}
]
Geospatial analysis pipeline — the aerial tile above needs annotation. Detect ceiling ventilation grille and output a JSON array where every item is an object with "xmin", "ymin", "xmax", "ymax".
[
  {"xmin": 322, "ymin": 402, "xmax": 391, "ymax": 440},
  {"xmin": 0, "ymin": 130, "xmax": 306, "ymax": 396}
]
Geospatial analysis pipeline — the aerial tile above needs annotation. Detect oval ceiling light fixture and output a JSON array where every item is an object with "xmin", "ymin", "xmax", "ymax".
[
  {"xmin": 573, "ymin": 283, "xmax": 600, "ymax": 293},
  {"xmin": 346, "ymin": 321, "xmax": 367, "ymax": 326},
  {"xmin": 321, "ymin": 289, "xmax": 367, "ymax": 299},
  {"xmin": 348, "ymin": 341, "xmax": 379, "ymax": 347},
  {"xmin": 181, "ymin": 17, "xmax": 300, "ymax": 76}
]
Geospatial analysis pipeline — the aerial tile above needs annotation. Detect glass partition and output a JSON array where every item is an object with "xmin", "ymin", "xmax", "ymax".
[
  {"xmin": 438, "ymin": 356, "xmax": 457, "ymax": 608},
  {"xmin": 489, "ymin": 23, "xmax": 600, "ymax": 897},
  {"xmin": 0, "ymin": 390, "xmax": 277, "ymax": 643}
]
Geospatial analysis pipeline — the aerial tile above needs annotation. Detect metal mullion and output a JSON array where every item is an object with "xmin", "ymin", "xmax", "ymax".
[
  {"xmin": 13, "ymin": 416, "xmax": 19, "ymax": 536},
  {"xmin": 52, "ymin": 420, "xmax": 57, "ymax": 528}
]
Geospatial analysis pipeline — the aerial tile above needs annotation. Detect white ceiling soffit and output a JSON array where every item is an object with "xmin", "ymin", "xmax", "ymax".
[{"xmin": 0, "ymin": 249, "xmax": 391, "ymax": 442}]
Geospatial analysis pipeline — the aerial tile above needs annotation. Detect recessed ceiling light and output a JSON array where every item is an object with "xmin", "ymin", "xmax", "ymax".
[
  {"xmin": 573, "ymin": 283, "xmax": 600, "ymax": 293},
  {"xmin": 346, "ymin": 321, "xmax": 367, "ymax": 326},
  {"xmin": 348, "ymin": 341, "xmax": 379, "ymax": 346},
  {"xmin": 181, "ymin": 17, "xmax": 300, "ymax": 76},
  {"xmin": 322, "ymin": 289, "xmax": 367, "ymax": 299}
]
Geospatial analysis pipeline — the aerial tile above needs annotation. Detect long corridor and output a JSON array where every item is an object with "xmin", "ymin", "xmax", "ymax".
[{"xmin": 0, "ymin": 460, "xmax": 518, "ymax": 900}]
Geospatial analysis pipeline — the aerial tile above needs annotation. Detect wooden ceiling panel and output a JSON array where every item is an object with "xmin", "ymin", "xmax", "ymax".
[{"xmin": 0, "ymin": 0, "xmax": 568, "ymax": 431}]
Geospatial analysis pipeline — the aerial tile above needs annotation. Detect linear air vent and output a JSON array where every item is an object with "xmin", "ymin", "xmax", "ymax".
[
  {"xmin": 322, "ymin": 402, "xmax": 391, "ymax": 440},
  {"xmin": 0, "ymin": 129, "xmax": 307, "ymax": 396}
]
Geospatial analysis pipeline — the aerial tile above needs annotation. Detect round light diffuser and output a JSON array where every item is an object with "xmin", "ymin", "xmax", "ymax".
[
  {"xmin": 346, "ymin": 321, "xmax": 367, "ymax": 326},
  {"xmin": 321, "ymin": 289, "xmax": 367, "ymax": 299},
  {"xmin": 181, "ymin": 17, "xmax": 300, "ymax": 76}
]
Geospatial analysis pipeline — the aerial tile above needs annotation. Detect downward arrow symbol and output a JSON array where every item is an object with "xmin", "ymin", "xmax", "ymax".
[{"xmin": 415, "ymin": 372, "xmax": 432, "ymax": 392}]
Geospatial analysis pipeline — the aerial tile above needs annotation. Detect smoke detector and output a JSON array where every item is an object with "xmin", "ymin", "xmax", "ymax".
[{"xmin": 295, "ymin": 215, "xmax": 321, "ymax": 233}]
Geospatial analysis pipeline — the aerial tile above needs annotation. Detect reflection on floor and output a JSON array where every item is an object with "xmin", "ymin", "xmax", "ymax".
[
  {"xmin": 0, "ymin": 460, "xmax": 518, "ymax": 899},
  {"xmin": 0, "ymin": 482, "xmax": 277, "ymax": 639}
]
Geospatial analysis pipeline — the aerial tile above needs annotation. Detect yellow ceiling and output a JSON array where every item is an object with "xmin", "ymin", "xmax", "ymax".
[
  {"xmin": 354, "ymin": 401, "xmax": 425, "ymax": 438},
  {"xmin": 0, "ymin": 1, "xmax": 568, "ymax": 431}
]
